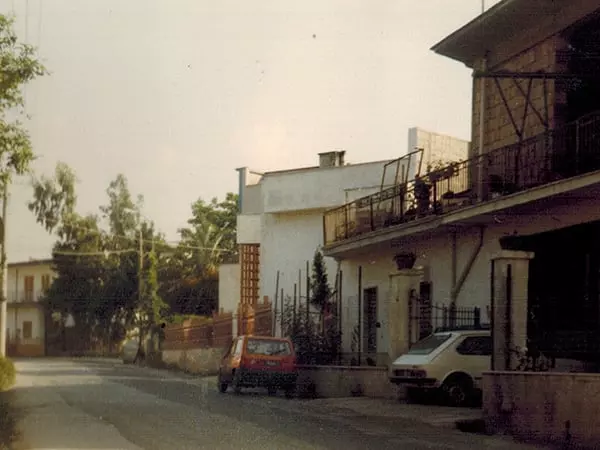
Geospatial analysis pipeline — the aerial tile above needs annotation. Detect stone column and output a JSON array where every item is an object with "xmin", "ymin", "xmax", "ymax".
[
  {"xmin": 491, "ymin": 250, "xmax": 534, "ymax": 371},
  {"xmin": 387, "ymin": 269, "xmax": 422, "ymax": 365}
]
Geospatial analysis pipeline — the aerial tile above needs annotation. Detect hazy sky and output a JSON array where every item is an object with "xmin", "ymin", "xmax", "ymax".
[{"xmin": 3, "ymin": 0, "xmax": 499, "ymax": 262}]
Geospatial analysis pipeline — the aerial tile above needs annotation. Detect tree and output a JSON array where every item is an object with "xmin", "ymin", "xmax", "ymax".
[
  {"xmin": 160, "ymin": 193, "xmax": 239, "ymax": 316},
  {"xmin": 310, "ymin": 248, "xmax": 331, "ymax": 312},
  {"xmin": 185, "ymin": 193, "xmax": 239, "ymax": 261},
  {"xmin": 0, "ymin": 14, "xmax": 47, "ymax": 355},
  {"xmin": 28, "ymin": 162, "xmax": 77, "ymax": 234},
  {"xmin": 30, "ymin": 168, "xmax": 170, "ymax": 354}
]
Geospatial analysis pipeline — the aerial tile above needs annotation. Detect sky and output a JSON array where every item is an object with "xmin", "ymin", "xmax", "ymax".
[{"xmin": 3, "ymin": 0, "xmax": 500, "ymax": 262}]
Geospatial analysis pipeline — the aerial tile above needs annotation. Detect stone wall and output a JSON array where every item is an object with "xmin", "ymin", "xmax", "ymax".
[
  {"xmin": 483, "ymin": 371, "xmax": 600, "ymax": 449},
  {"xmin": 472, "ymin": 36, "xmax": 562, "ymax": 156}
]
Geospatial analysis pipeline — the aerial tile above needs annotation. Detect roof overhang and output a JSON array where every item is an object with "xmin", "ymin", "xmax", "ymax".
[{"xmin": 431, "ymin": 0, "xmax": 570, "ymax": 68}]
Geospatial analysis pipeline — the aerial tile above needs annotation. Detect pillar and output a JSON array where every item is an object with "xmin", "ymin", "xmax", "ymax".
[
  {"xmin": 387, "ymin": 268, "xmax": 422, "ymax": 364},
  {"xmin": 491, "ymin": 250, "xmax": 534, "ymax": 371}
]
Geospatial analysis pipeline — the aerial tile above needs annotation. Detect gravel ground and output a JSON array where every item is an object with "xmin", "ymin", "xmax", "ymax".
[{"xmin": 9, "ymin": 358, "xmax": 546, "ymax": 450}]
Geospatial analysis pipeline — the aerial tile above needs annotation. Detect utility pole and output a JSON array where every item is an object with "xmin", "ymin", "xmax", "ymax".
[
  {"xmin": 134, "ymin": 228, "xmax": 144, "ymax": 363},
  {"xmin": 481, "ymin": 0, "xmax": 485, "ymax": 14},
  {"xmin": 0, "ymin": 182, "xmax": 8, "ymax": 357},
  {"xmin": 138, "ymin": 228, "xmax": 143, "ymax": 308}
]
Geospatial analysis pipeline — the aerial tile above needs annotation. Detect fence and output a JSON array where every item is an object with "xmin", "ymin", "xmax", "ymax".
[
  {"xmin": 163, "ymin": 312, "xmax": 234, "ymax": 351},
  {"xmin": 324, "ymin": 109, "xmax": 600, "ymax": 245},
  {"xmin": 162, "ymin": 302, "xmax": 273, "ymax": 351},
  {"xmin": 238, "ymin": 301, "xmax": 273, "ymax": 337}
]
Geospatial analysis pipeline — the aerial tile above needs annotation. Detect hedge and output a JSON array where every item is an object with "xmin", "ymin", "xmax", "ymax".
[{"xmin": 0, "ymin": 357, "xmax": 15, "ymax": 391}]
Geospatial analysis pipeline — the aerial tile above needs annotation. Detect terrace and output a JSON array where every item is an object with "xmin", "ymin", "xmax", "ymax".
[{"xmin": 323, "ymin": 110, "xmax": 600, "ymax": 247}]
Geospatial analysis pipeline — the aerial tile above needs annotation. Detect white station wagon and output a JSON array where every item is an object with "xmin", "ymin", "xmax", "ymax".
[{"xmin": 389, "ymin": 329, "xmax": 492, "ymax": 406}]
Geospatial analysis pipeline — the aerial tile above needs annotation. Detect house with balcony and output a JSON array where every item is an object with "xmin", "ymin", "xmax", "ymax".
[
  {"xmin": 230, "ymin": 131, "xmax": 469, "ymax": 341},
  {"xmin": 323, "ymin": 0, "xmax": 600, "ymax": 371},
  {"xmin": 6, "ymin": 258, "xmax": 54, "ymax": 357}
]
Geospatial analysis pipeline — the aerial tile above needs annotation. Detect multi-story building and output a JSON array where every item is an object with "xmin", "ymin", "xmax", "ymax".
[
  {"xmin": 322, "ymin": 0, "xmax": 600, "ymax": 365},
  {"xmin": 6, "ymin": 258, "xmax": 54, "ymax": 357},
  {"xmin": 234, "ymin": 151, "xmax": 393, "ymax": 334}
]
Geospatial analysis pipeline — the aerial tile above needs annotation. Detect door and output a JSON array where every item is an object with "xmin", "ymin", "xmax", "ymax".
[
  {"xmin": 24, "ymin": 276, "xmax": 34, "ymax": 302},
  {"xmin": 454, "ymin": 335, "xmax": 493, "ymax": 387},
  {"xmin": 363, "ymin": 287, "xmax": 378, "ymax": 354}
]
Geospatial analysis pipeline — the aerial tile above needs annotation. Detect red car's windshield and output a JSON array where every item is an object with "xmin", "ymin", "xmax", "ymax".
[{"xmin": 246, "ymin": 339, "xmax": 292, "ymax": 356}]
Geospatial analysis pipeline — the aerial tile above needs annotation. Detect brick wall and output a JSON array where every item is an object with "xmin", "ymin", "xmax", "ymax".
[{"xmin": 471, "ymin": 35, "xmax": 564, "ymax": 156}]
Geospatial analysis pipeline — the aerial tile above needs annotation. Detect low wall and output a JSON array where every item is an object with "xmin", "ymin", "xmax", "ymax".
[
  {"xmin": 7, "ymin": 341, "xmax": 45, "ymax": 357},
  {"xmin": 161, "ymin": 347, "xmax": 226, "ymax": 375},
  {"xmin": 483, "ymin": 371, "xmax": 600, "ymax": 449},
  {"xmin": 297, "ymin": 365, "xmax": 402, "ymax": 399}
]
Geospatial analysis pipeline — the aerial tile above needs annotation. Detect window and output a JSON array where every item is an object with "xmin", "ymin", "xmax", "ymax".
[
  {"xmin": 456, "ymin": 336, "xmax": 493, "ymax": 356},
  {"xmin": 41, "ymin": 274, "xmax": 51, "ymax": 292},
  {"xmin": 233, "ymin": 338, "xmax": 244, "ymax": 356},
  {"xmin": 23, "ymin": 276, "xmax": 34, "ymax": 302},
  {"xmin": 22, "ymin": 321, "xmax": 32, "ymax": 339},
  {"xmin": 246, "ymin": 338, "xmax": 292, "ymax": 356},
  {"xmin": 408, "ymin": 333, "xmax": 452, "ymax": 355}
]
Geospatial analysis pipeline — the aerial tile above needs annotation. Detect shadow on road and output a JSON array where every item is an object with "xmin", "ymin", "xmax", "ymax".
[{"xmin": 0, "ymin": 390, "xmax": 23, "ymax": 449}]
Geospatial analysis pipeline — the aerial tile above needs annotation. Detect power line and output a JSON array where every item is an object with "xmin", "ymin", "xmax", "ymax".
[
  {"xmin": 53, "ymin": 249, "xmax": 138, "ymax": 257},
  {"xmin": 57, "ymin": 221, "xmax": 237, "ymax": 253}
]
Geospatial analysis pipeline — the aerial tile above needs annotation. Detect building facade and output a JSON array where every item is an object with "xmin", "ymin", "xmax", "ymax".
[
  {"xmin": 322, "ymin": 0, "xmax": 600, "ymax": 366},
  {"xmin": 6, "ymin": 259, "xmax": 54, "ymax": 357}
]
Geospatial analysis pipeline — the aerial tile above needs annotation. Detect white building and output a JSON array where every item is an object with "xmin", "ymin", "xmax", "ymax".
[
  {"xmin": 405, "ymin": 127, "xmax": 470, "ymax": 180},
  {"xmin": 232, "ymin": 151, "xmax": 395, "ymax": 333},
  {"xmin": 6, "ymin": 258, "xmax": 54, "ymax": 357}
]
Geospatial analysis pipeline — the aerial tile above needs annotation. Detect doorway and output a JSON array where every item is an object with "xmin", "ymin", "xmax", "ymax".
[{"xmin": 363, "ymin": 287, "xmax": 378, "ymax": 354}]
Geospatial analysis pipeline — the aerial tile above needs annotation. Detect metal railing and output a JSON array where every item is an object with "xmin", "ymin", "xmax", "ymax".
[
  {"xmin": 7, "ymin": 291, "xmax": 44, "ymax": 304},
  {"xmin": 324, "ymin": 110, "xmax": 600, "ymax": 246}
]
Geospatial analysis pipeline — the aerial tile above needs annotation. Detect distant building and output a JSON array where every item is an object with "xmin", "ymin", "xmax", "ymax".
[
  {"xmin": 6, "ymin": 258, "xmax": 54, "ymax": 357},
  {"xmin": 405, "ymin": 127, "xmax": 470, "ymax": 180}
]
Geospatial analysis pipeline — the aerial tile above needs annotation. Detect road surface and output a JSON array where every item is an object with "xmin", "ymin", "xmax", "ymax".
[{"xmin": 11, "ymin": 359, "xmax": 543, "ymax": 449}]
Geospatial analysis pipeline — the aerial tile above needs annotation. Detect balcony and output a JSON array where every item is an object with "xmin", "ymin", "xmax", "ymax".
[
  {"xmin": 324, "ymin": 110, "xmax": 600, "ymax": 246},
  {"xmin": 7, "ymin": 291, "xmax": 45, "ymax": 305}
]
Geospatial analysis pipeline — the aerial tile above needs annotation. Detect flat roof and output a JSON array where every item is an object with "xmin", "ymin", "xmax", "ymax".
[
  {"xmin": 431, "ymin": 0, "xmax": 569, "ymax": 67},
  {"xmin": 8, "ymin": 258, "xmax": 53, "ymax": 268},
  {"xmin": 261, "ymin": 158, "xmax": 394, "ymax": 177}
]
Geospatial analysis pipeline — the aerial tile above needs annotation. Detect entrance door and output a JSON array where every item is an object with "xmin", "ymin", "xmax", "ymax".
[{"xmin": 363, "ymin": 287, "xmax": 378, "ymax": 354}]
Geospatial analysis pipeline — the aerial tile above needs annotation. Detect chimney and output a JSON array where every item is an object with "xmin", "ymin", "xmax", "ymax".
[{"xmin": 318, "ymin": 150, "xmax": 346, "ymax": 168}]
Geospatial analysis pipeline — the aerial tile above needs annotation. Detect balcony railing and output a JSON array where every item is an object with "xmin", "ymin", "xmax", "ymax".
[
  {"xmin": 324, "ymin": 110, "xmax": 600, "ymax": 246},
  {"xmin": 7, "ymin": 291, "xmax": 44, "ymax": 304}
]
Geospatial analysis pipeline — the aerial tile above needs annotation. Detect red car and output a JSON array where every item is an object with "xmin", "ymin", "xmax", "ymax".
[{"xmin": 218, "ymin": 335, "xmax": 297, "ymax": 398}]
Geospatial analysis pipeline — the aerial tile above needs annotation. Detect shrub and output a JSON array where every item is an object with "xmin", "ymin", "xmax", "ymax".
[{"xmin": 0, "ymin": 357, "xmax": 16, "ymax": 391}]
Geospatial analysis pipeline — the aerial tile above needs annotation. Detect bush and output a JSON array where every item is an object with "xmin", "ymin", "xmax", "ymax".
[{"xmin": 0, "ymin": 357, "xmax": 16, "ymax": 391}]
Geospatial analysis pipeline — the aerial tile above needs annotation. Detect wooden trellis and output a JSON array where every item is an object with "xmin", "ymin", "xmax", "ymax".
[{"xmin": 240, "ymin": 244, "xmax": 260, "ymax": 306}]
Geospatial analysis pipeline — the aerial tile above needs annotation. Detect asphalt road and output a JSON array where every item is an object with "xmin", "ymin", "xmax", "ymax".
[{"xmin": 11, "ymin": 359, "xmax": 543, "ymax": 450}]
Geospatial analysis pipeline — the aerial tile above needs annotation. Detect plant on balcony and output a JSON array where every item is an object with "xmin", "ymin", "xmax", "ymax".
[{"xmin": 426, "ymin": 159, "xmax": 459, "ymax": 182}]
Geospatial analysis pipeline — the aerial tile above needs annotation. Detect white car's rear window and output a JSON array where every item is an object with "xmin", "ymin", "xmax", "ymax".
[{"xmin": 407, "ymin": 333, "xmax": 452, "ymax": 355}]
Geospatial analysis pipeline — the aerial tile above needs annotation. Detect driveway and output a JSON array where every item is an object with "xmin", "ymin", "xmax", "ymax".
[{"xmin": 9, "ymin": 358, "xmax": 544, "ymax": 449}]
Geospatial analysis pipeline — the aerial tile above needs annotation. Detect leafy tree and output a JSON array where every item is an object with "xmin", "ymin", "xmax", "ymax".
[
  {"xmin": 159, "ymin": 193, "xmax": 238, "ymax": 316},
  {"xmin": 30, "ymin": 167, "xmax": 169, "ymax": 354},
  {"xmin": 0, "ymin": 15, "xmax": 47, "ymax": 351},
  {"xmin": 185, "ymin": 193, "xmax": 239, "ymax": 261}
]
